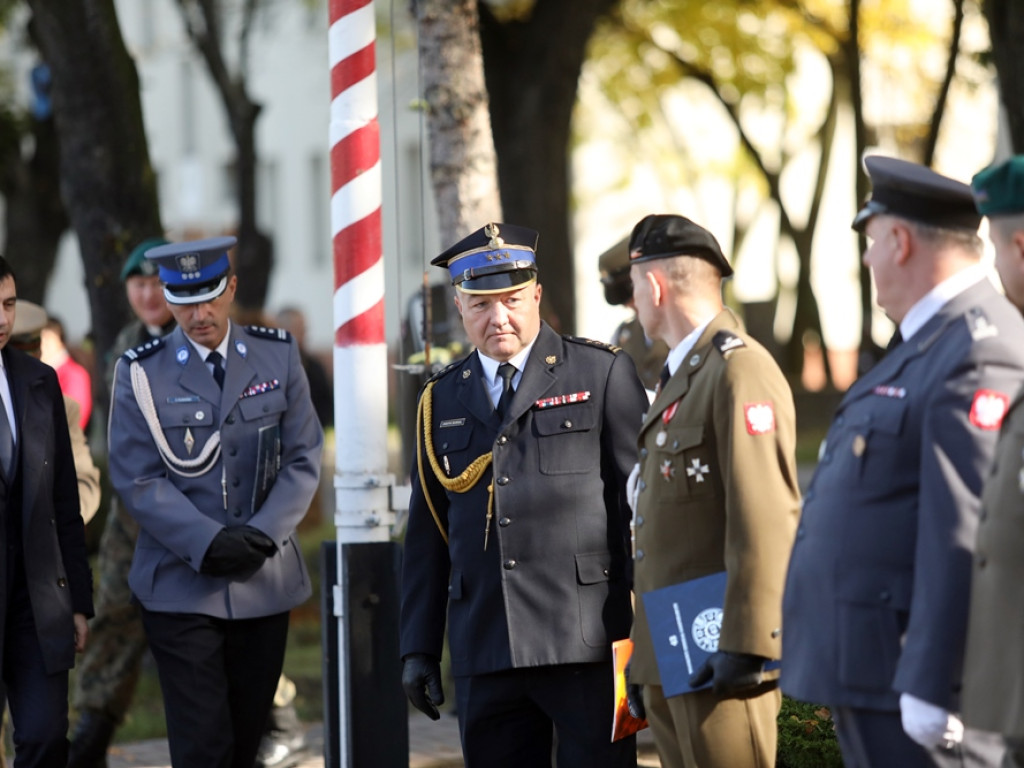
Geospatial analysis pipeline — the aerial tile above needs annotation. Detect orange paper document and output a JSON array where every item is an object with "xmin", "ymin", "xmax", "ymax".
[{"xmin": 611, "ymin": 638, "xmax": 649, "ymax": 742}]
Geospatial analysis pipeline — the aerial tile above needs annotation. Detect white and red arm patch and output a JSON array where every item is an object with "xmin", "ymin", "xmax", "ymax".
[
  {"xmin": 969, "ymin": 389, "xmax": 1010, "ymax": 430},
  {"xmin": 744, "ymin": 402, "xmax": 775, "ymax": 435}
]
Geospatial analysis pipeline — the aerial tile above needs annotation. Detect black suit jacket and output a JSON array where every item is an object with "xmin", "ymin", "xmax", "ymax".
[
  {"xmin": 400, "ymin": 323, "xmax": 647, "ymax": 677},
  {"xmin": 0, "ymin": 346, "xmax": 92, "ymax": 674}
]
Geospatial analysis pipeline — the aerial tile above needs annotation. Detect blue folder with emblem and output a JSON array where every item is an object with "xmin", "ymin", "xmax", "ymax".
[
  {"xmin": 251, "ymin": 423, "xmax": 281, "ymax": 514},
  {"xmin": 641, "ymin": 571, "xmax": 779, "ymax": 697}
]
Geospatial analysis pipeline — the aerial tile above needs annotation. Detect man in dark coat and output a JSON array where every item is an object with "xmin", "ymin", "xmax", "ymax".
[
  {"xmin": 0, "ymin": 256, "xmax": 93, "ymax": 767},
  {"xmin": 400, "ymin": 222, "xmax": 646, "ymax": 767},
  {"xmin": 782, "ymin": 155, "xmax": 1024, "ymax": 767}
]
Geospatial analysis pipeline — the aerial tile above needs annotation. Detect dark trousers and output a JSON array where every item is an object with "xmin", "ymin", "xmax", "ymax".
[
  {"xmin": 141, "ymin": 608, "xmax": 289, "ymax": 768},
  {"xmin": 2, "ymin": 595, "xmax": 69, "ymax": 768},
  {"xmin": 454, "ymin": 663, "xmax": 637, "ymax": 768},
  {"xmin": 834, "ymin": 706, "xmax": 1005, "ymax": 768}
]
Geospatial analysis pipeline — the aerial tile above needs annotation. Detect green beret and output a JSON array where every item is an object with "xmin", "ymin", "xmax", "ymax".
[
  {"xmin": 120, "ymin": 236, "xmax": 169, "ymax": 283},
  {"xmin": 972, "ymin": 156, "xmax": 1024, "ymax": 216}
]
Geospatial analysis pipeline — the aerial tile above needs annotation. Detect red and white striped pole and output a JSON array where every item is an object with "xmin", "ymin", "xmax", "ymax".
[{"xmin": 328, "ymin": 1, "xmax": 404, "ymax": 766}]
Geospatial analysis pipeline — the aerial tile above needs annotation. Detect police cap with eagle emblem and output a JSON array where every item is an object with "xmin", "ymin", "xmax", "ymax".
[
  {"xmin": 628, "ymin": 213, "xmax": 733, "ymax": 277},
  {"xmin": 431, "ymin": 222, "xmax": 538, "ymax": 294},
  {"xmin": 145, "ymin": 236, "xmax": 235, "ymax": 305}
]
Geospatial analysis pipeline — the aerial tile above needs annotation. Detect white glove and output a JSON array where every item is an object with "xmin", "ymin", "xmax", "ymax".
[
  {"xmin": 899, "ymin": 693, "xmax": 964, "ymax": 749},
  {"xmin": 626, "ymin": 462, "xmax": 641, "ymax": 516}
]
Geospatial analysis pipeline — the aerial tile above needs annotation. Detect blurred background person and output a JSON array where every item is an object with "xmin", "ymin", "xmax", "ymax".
[
  {"xmin": 598, "ymin": 234, "xmax": 669, "ymax": 396},
  {"xmin": 275, "ymin": 306, "xmax": 332, "ymax": 430},
  {"xmin": 40, "ymin": 315, "xmax": 91, "ymax": 431}
]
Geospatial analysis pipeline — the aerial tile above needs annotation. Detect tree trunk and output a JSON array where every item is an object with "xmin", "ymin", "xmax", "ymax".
[
  {"xmin": 26, "ymin": 0, "xmax": 163, "ymax": 388},
  {"xmin": 985, "ymin": 0, "xmax": 1024, "ymax": 151},
  {"xmin": 480, "ymin": 0, "xmax": 617, "ymax": 334},
  {"xmin": 415, "ymin": 0, "xmax": 502, "ymax": 250}
]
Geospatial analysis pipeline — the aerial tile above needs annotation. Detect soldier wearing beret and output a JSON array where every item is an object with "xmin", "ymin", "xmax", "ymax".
[
  {"xmin": 624, "ymin": 213, "xmax": 800, "ymax": 768},
  {"xmin": 962, "ymin": 155, "xmax": 1024, "ymax": 768},
  {"xmin": 107, "ymin": 237, "xmax": 323, "ymax": 768},
  {"xmin": 598, "ymin": 235, "xmax": 670, "ymax": 394},
  {"xmin": 400, "ymin": 222, "xmax": 646, "ymax": 767},
  {"xmin": 782, "ymin": 155, "xmax": 1024, "ymax": 767}
]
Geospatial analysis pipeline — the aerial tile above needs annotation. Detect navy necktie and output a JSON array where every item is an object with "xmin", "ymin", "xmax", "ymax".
[
  {"xmin": 496, "ymin": 363, "xmax": 516, "ymax": 418},
  {"xmin": 208, "ymin": 351, "xmax": 225, "ymax": 389}
]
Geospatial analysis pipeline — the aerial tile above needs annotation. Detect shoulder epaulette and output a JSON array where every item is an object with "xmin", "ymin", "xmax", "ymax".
[
  {"xmin": 122, "ymin": 338, "xmax": 164, "ymax": 362},
  {"xmin": 712, "ymin": 330, "xmax": 746, "ymax": 356},
  {"xmin": 563, "ymin": 335, "xmax": 621, "ymax": 354},
  {"xmin": 426, "ymin": 359, "xmax": 463, "ymax": 385},
  {"xmin": 244, "ymin": 325, "xmax": 291, "ymax": 342},
  {"xmin": 965, "ymin": 306, "xmax": 999, "ymax": 341}
]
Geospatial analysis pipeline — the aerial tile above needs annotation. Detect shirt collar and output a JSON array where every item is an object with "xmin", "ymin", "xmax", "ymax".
[
  {"xmin": 900, "ymin": 264, "xmax": 987, "ymax": 341},
  {"xmin": 478, "ymin": 336, "xmax": 537, "ymax": 386},
  {"xmin": 665, "ymin": 317, "xmax": 714, "ymax": 377},
  {"xmin": 186, "ymin": 321, "xmax": 233, "ymax": 362}
]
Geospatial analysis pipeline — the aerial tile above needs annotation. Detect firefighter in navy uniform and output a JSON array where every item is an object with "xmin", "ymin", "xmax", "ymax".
[
  {"xmin": 400, "ymin": 223, "xmax": 647, "ymax": 768},
  {"xmin": 107, "ymin": 237, "xmax": 323, "ymax": 768}
]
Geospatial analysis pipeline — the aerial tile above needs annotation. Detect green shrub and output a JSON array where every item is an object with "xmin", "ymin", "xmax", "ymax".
[{"xmin": 777, "ymin": 696, "xmax": 843, "ymax": 768}]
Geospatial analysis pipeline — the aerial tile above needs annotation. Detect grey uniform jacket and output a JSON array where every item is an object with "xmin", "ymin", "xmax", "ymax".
[
  {"xmin": 108, "ymin": 323, "xmax": 323, "ymax": 618},
  {"xmin": 400, "ymin": 322, "xmax": 648, "ymax": 677},
  {"xmin": 782, "ymin": 278, "xmax": 1024, "ymax": 712}
]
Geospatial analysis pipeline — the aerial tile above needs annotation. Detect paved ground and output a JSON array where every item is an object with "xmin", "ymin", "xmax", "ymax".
[{"xmin": 105, "ymin": 713, "xmax": 661, "ymax": 767}]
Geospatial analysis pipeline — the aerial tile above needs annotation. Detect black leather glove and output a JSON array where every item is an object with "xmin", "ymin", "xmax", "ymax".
[
  {"xmin": 241, "ymin": 526, "xmax": 277, "ymax": 557},
  {"xmin": 688, "ymin": 651, "xmax": 767, "ymax": 697},
  {"xmin": 402, "ymin": 654, "xmax": 444, "ymax": 720},
  {"xmin": 625, "ymin": 659, "xmax": 645, "ymax": 720},
  {"xmin": 200, "ymin": 527, "xmax": 269, "ymax": 578}
]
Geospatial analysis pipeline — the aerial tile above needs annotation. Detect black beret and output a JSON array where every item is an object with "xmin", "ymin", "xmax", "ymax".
[
  {"xmin": 852, "ymin": 155, "xmax": 981, "ymax": 233},
  {"xmin": 628, "ymin": 214, "xmax": 733, "ymax": 277}
]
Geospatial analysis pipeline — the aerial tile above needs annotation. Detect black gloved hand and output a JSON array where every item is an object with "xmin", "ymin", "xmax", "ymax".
[
  {"xmin": 241, "ymin": 526, "xmax": 277, "ymax": 557},
  {"xmin": 688, "ymin": 651, "xmax": 767, "ymax": 697},
  {"xmin": 200, "ymin": 527, "xmax": 269, "ymax": 578},
  {"xmin": 625, "ymin": 659, "xmax": 645, "ymax": 720},
  {"xmin": 402, "ymin": 654, "xmax": 444, "ymax": 721}
]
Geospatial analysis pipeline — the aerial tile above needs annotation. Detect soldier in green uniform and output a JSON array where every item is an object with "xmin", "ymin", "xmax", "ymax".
[{"xmin": 598, "ymin": 235, "xmax": 669, "ymax": 394}]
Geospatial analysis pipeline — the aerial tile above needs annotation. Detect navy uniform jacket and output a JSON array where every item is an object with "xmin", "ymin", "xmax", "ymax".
[
  {"xmin": 782, "ymin": 278, "xmax": 1024, "ymax": 712},
  {"xmin": 400, "ymin": 322, "xmax": 647, "ymax": 677},
  {"xmin": 108, "ymin": 324, "xmax": 323, "ymax": 619},
  {"xmin": 0, "ymin": 346, "xmax": 93, "ymax": 673}
]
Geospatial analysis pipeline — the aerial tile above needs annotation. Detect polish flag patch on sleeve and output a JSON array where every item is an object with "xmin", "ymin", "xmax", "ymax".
[
  {"xmin": 969, "ymin": 389, "xmax": 1010, "ymax": 430},
  {"xmin": 744, "ymin": 402, "xmax": 776, "ymax": 435}
]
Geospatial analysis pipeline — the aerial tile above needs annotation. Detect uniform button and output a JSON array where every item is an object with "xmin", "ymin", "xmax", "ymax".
[
  {"xmin": 441, "ymin": 442, "xmax": 449, "ymax": 450},
  {"xmin": 496, "ymin": 436, "xmax": 508, "ymax": 446},
  {"xmin": 879, "ymin": 589, "xmax": 891, "ymax": 603},
  {"xmin": 233, "ymin": 509, "xmax": 242, "ymax": 518},
  {"xmin": 639, "ymin": 480, "xmax": 647, "ymax": 492},
  {"xmin": 57, "ymin": 578, "xmax": 67, "ymax": 588},
  {"xmin": 232, "ymin": 478, "xmax": 240, "ymax": 487},
  {"xmin": 184, "ymin": 555, "xmax": 192, "ymax": 563},
  {"xmin": 498, "ymin": 517, "xmax": 511, "ymax": 527},
  {"xmin": 562, "ymin": 420, "xmax": 573, "ymax": 429},
  {"xmin": 229, "ymin": 447, "xmax": 238, "ymax": 456},
  {"xmin": 602, "ymin": 568, "xmax": 609, "ymax": 577},
  {"xmin": 496, "ymin": 476, "xmax": 509, "ymax": 486},
  {"xmin": 640, "ymin": 448, "xmax": 648, "ymax": 458},
  {"xmin": 503, "ymin": 559, "xmax": 517, "ymax": 570},
  {"xmin": 636, "ymin": 549, "xmax": 645, "ymax": 561},
  {"xmin": 262, "ymin": 405, "xmax": 270, "ymax": 413},
  {"xmin": 226, "ymin": 416, "xmax": 236, "ymax": 425},
  {"xmin": 636, "ymin": 515, "xmax": 644, "ymax": 526},
  {"xmin": 771, "ymin": 628, "xmax": 781, "ymax": 638},
  {"xmin": 447, "ymin": 584, "xmax": 453, "ymax": 593}
]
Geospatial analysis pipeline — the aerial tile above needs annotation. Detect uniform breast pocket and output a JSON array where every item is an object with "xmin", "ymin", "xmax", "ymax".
[
  {"xmin": 533, "ymin": 403, "xmax": 597, "ymax": 475},
  {"xmin": 238, "ymin": 390, "xmax": 288, "ymax": 422},
  {"xmin": 852, "ymin": 398, "xmax": 909, "ymax": 480},
  {"xmin": 433, "ymin": 421, "xmax": 475, "ymax": 478},
  {"xmin": 655, "ymin": 424, "xmax": 715, "ymax": 498},
  {"xmin": 157, "ymin": 401, "xmax": 218, "ymax": 458}
]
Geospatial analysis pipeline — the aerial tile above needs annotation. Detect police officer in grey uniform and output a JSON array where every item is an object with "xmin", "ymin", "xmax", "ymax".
[
  {"xmin": 401, "ymin": 223, "xmax": 646, "ymax": 767},
  {"xmin": 107, "ymin": 237, "xmax": 323, "ymax": 768},
  {"xmin": 782, "ymin": 156, "xmax": 1024, "ymax": 767}
]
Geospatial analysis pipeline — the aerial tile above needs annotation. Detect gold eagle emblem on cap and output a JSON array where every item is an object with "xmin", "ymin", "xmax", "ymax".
[{"xmin": 484, "ymin": 223, "xmax": 504, "ymax": 249}]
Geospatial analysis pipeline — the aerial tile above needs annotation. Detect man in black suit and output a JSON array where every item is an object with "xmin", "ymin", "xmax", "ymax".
[
  {"xmin": 400, "ymin": 223, "xmax": 646, "ymax": 767},
  {"xmin": 0, "ymin": 256, "xmax": 93, "ymax": 766}
]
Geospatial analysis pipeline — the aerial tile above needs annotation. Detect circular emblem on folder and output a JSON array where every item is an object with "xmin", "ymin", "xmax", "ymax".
[{"xmin": 691, "ymin": 607, "xmax": 723, "ymax": 652}]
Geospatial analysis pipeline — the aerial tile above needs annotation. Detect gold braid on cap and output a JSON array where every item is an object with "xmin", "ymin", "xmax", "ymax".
[{"xmin": 416, "ymin": 380, "xmax": 495, "ymax": 546}]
